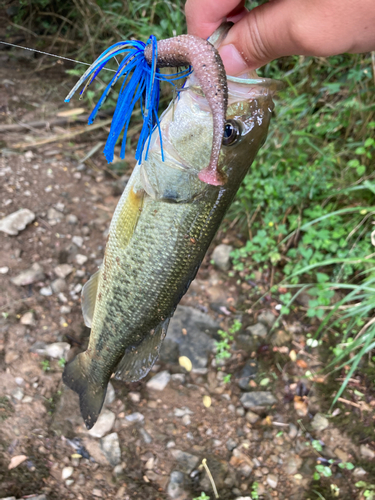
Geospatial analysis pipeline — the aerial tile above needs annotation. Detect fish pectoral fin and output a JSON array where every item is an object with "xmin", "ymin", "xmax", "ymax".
[
  {"xmin": 81, "ymin": 269, "xmax": 101, "ymax": 328},
  {"xmin": 115, "ymin": 317, "xmax": 171, "ymax": 382}
]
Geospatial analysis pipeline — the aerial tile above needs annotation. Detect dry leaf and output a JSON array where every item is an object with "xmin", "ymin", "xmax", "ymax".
[
  {"xmin": 289, "ymin": 350, "xmax": 297, "ymax": 362},
  {"xmin": 296, "ymin": 359, "xmax": 308, "ymax": 369},
  {"xmin": 179, "ymin": 356, "xmax": 192, "ymax": 372},
  {"xmin": 57, "ymin": 107, "xmax": 85, "ymax": 117},
  {"xmin": 8, "ymin": 455, "xmax": 28, "ymax": 470},
  {"xmin": 293, "ymin": 396, "xmax": 308, "ymax": 417},
  {"xmin": 203, "ymin": 395, "xmax": 212, "ymax": 408}
]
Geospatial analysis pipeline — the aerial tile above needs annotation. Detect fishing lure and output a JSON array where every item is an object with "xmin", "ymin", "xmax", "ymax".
[{"xmin": 65, "ymin": 34, "xmax": 228, "ymax": 186}]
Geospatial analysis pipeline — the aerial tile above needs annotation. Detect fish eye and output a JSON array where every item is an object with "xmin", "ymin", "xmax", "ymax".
[{"xmin": 222, "ymin": 120, "xmax": 241, "ymax": 146}]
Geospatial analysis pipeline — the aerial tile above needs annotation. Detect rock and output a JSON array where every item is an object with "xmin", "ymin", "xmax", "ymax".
[
  {"xmin": 160, "ymin": 306, "xmax": 218, "ymax": 369},
  {"xmin": 245, "ymin": 411, "xmax": 260, "ymax": 424},
  {"xmin": 284, "ymin": 454, "xmax": 302, "ymax": 475},
  {"xmin": 0, "ymin": 266, "xmax": 9, "ymax": 274},
  {"xmin": 125, "ymin": 412, "xmax": 145, "ymax": 424},
  {"xmin": 167, "ymin": 471, "xmax": 188, "ymax": 500},
  {"xmin": 289, "ymin": 423, "xmax": 298, "ymax": 439},
  {"xmin": 226, "ymin": 438, "xmax": 238, "ymax": 451},
  {"xmin": 181, "ymin": 415, "xmax": 191, "ymax": 426},
  {"xmin": 353, "ymin": 467, "xmax": 367, "ymax": 477},
  {"xmin": 211, "ymin": 244, "xmax": 233, "ymax": 271},
  {"xmin": 11, "ymin": 387, "xmax": 24, "ymax": 401},
  {"xmin": 101, "ymin": 432, "xmax": 121, "ymax": 466},
  {"xmin": 31, "ymin": 341, "xmax": 70, "ymax": 359},
  {"xmin": 174, "ymin": 407, "xmax": 194, "ymax": 417},
  {"xmin": 76, "ymin": 254, "xmax": 88, "ymax": 265},
  {"xmin": 311, "ymin": 413, "xmax": 329, "ymax": 432},
  {"xmin": 258, "ymin": 310, "xmax": 277, "ymax": 328},
  {"xmin": 128, "ymin": 391, "xmax": 141, "ymax": 403},
  {"xmin": 334, "ymin": 448, "xmax": 349, "ymax": 463},
  {"xmin": 62, "ymin": 466, "xmax": 74, "ymax": 480},
  {"xmin": 72, "ymin": 235, "xmax": 84, "ymax": 248},
  {"xmin": 170, "ymin": 449, "xmax": 199, "ymax": 474},
  {"xmin": 54, "ymin": 263, "xmax": 73, "ymax": 279},
  {"xmin": 360, "ymin": 445, "xmax": 375, "ymax": 460},
  {"xmin": 146, "ymin": 371, "xmax": 171, "ymax": 391},
  {"xmin": 20, "ymin": 311, "xmax": 35, "ymax": 326},
  {"xmin": 236, "ymin": 407, "xmax": 245, "ymax": 417},
  {"xmin": 139, "ymin": 427, "xmax": 153, "ymax": 444},
  {"xmin": 113, "ymin": 464, "xmax": 123, "ymax": 476},
  {"xmin": 88, "ymin": 409, "xmax": 116, "ymax": 438},
  {"xmin": 240, "ymin": 392, "xmax": 277, "ymax": 409},
  {"xmin": 237, "ymin": 360, "xmax": 258, "ymax": 391},
  {"xmin": 0, "ymin": 208, "xmax": 35, "ymax": 235},
  {"xmin": 266, "ymin": 474, "xmax": 278, "ymax": 489},
  {"xmin": 66, "ymin": 214, "xmax": 78, "ymax": 224},
  {"xmin": 47, "ymin": 207, "xmax": 62, "ymax": 223},
  {"xmin": 11, "ymin": 263, "xmax": 45, "ymax": 286},
  {"xmin": 171, "ymin": 373, "xmax": 186, "ymax": 384},
  {"xmin": 51, "ymin": 278, "xmax": 67, "ymax": 293},
  {"xmin": 104, "ymin": 382, "xmax": 115, "ymax": 406},
  {"xmin": 246, "ymin": 323, "xmax": 268, "ymax": 338},
  {"xmin": 39, "ymin": 286, "xmax": 53, "ymax": 296}
]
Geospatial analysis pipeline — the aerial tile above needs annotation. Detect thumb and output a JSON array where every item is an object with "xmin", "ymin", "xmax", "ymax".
[{"xmin": 219, "ymin": 0, "xmax": 298, "ymax": 75}]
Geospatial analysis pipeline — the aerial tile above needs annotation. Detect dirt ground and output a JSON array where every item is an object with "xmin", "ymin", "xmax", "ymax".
[{"xmin": 1, "ymin": 49, "xmax": 375, "ymax": 500}]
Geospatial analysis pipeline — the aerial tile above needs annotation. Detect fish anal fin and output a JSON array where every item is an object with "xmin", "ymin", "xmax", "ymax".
[
  {"xmin": 81, "ymin": 269, "xmax": 100, "ymax": 328},
  {"xmin": 115, "ymin": 317, "xmax": 171, "ymax": 382}
]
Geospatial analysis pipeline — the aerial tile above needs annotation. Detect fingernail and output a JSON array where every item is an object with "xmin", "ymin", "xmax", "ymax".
[{"xmin": 219, "ymin": 44, "xmax": 249, "ymax": 76}]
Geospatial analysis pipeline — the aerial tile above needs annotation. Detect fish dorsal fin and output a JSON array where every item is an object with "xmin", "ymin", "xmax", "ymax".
[
  {"xmin": 81, "ymin": 269, "xmax": 101, "ymax": 328},
  {"xmin": 115, "ymin": 317, "xmax": 171, "ymax": 382}
]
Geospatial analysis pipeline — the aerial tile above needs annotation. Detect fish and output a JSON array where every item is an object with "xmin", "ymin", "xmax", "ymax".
[{"xmin": 63, "ymin": 28, "xmax": 280, "ymax": 429}]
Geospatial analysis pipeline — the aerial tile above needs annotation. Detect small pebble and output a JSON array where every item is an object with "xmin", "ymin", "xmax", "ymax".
[{"xmin": 62, "ymin": 466, "xmax": 74, "ymax": 480}]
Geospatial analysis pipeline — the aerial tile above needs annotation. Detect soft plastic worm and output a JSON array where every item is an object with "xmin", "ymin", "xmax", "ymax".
[{"xmin": 145, "ymin": 35, "xmax": 228, "ymax": 186}]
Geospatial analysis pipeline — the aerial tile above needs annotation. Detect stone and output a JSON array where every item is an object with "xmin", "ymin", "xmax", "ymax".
[
  {"xmin": 39, "ymin": 286, "xmax": 53, "ymax": 296},
  {"xmin": 170, "ymin": 449, "xmax": 199, "ymax": 474},
  {"xmin": 289, "ymin": 423, "xmax": 298, "ymax": 439},
  {"xmin": 76, "ymin": 254, "xmax": 88, "ymax": 265},
  {"xmin": 226, "ymin": 438, "xmax": 238, "ymax": 451},
  {"xmin": 113, "ymin": 464, "xmax": 123, "ymax": 476},
  {"xmin": 211, "ymin": 244, "xmax": 233, "ymax": 271},
  {"xmin": 54, "ymin": 263, "xmax": 73, "ymax": 279},
  {"xmin": 11, "ymin": 263, "xmax": 45, "ymax": 286},
  {"xmin": 181, "ymin": 415, "xmax": 191, "ymax": 426},
  {"xmin": 31, "ymin": 341, "xmax": 70, "ymax": 359},
  {"xmin": 0, "ymin": 208, "xmax": 35, "ymax": 235},
  {"xmin": 101, "ymin": 432, "xmax": 121, "ymax": 466},
  {"xmin": 62, "ymin": 466, "xmax": 74, "ymax": 480},
  {"xmin": 139, "ymin": 427, "xmax": 153, "ymax": 444},
  {"xmin": 160, "ymin": 306, "xmax": 218, "ymax": 369},
  {"xmin": 258, "ymin": 310, "xmax": 277, "ymax": 328},
  {"xmin": 47, "ymin": 207, "xmax": 62, "ymax": 222},
  {"xmin": 20, "ymin": 311, "xmax": 35, "ymax": 326},
  {"xmin": 284, "ymin": 454, "xmax": 302, "ymax": 475},
  {"xmin": 360, "ymin": 445, "xmax": 375, "ymax": 460},
  {"xmin": 0, "ymin": 266, "xmax": 9, "ymax": 274},
  {"xmin": 245, "ymin": 411, "xmax": 260, "ymax": 424},
  {"xmin": 72, "ymin": 235, "xmax": 84, "ymax": 248},
  {"xmin": 167, "ymin": 471, "xmax": 188, "ymax": 500},
  {"xmin": 311, "ymin": 413, "xmax": 329, "ymax": 432},
  {"xmin": 104, "ymin": 382, "xmax": 115, "ymax": 406},
  {"xmin": 11, "ymin": 387, "xmax": 24, "ymax": 401},
  {"xmin": 146, "ymin": 371, "xmax": 171, "ymax": 391},
  {"xmin": 66, "ymin": 214, "xmax": 78, "ymax": 224},
  {"xmin": 246, "ymin": 323, "xmax": 268, "ymax": 338},
  {"xmin": 171, "ymin": 373, "xmax": 186, "ymax": 384},
  {"xmin": 125, "ymin": 412, "xmax": 144, "ymax": 423},
  {"xmin": 353, "ymin": 467, "xmax": 368, "ymax": 477},
  {"xmin": 237, "ymin": 360, "xmax": 258, "ymax": 391},
  {"xmin": 240, "ymin": 392, "xmax": 277, "ymax": 409},
  {"xmin": 88, "ymin": 409, "xmax": 116, "ymax": 438},
  {"xmin": 266, "ymin": 474, "xmax": 278, "ymax": 489},
  {"xmin": 51, "ymin": 278, "xmax": 67, "ymax": 293},
  {"xmin": 128, "ymin": 391, "xmax": 141, "ymax": 403}
]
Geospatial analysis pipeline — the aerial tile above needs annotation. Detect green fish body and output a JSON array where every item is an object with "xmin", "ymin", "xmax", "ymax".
[{"xmin": 63, "ymin": 76, "xmax": 277, "ymax": 429}]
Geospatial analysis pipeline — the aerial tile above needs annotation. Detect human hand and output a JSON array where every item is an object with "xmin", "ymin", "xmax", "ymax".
[{"xmin": 185, "ymin": 0, "xmax": 375, "ymax": 75}]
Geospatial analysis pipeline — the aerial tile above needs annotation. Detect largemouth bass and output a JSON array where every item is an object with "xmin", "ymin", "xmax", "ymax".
[{"xmin": 63, "ymin": 33, "xmax": 280, "ymax": 430}]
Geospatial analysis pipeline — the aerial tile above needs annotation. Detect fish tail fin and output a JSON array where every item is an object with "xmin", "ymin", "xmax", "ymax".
[{"xmin": 63, "ymin": 353, "xmax": 107, "ymax": 430}]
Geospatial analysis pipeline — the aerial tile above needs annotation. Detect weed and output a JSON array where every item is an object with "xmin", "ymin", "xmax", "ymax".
[
  {"xmin": 58, "ymin": 357, "xmax": 66, "ymax": 368},
  {"xmin": 193, "ymin": 493, "xmax": 210, "ymax": 500},
  {"xmin": 41, "ymin": 360, "xmax": 50, "ymax": 372},
  {"xmin": 251, "ymin": 481, "xmax": 260, "ymax": 499}
]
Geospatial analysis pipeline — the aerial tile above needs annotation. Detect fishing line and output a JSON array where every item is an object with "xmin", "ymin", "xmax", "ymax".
[{"xmin": 0, "ymin": 40, "xmax": 116, "ymax": 72}]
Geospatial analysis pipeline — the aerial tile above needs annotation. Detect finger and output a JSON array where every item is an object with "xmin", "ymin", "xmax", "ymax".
[{"xmin": 185, "ymin": 0, "xmax": 246, "ymax": 39}]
